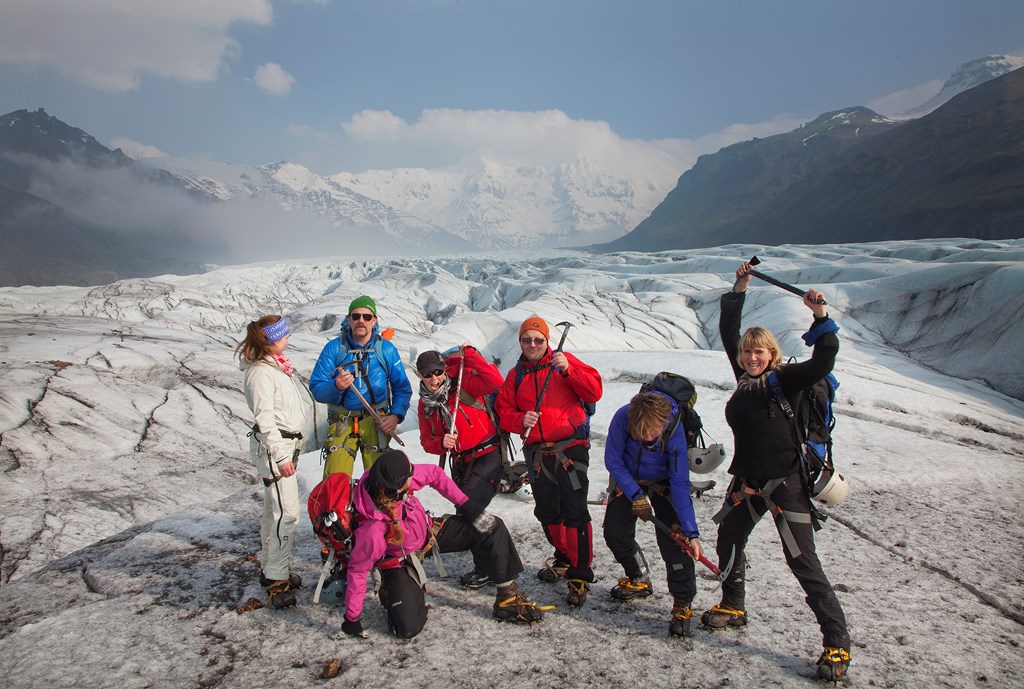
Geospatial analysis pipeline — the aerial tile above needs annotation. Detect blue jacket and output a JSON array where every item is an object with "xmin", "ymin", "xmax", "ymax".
[
  {"xmin": 308, "ymin": 323, "xmax": 413, "ymax": 421},
  {"xmin": 603, "ymin": 392, "xmax": 698, "ymax": 538}
]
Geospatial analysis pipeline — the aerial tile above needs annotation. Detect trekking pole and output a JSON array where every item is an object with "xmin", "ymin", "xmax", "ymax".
[
  {"xmin": 648, "ymin": 513, "xmax": 731, "ymax": 582},
  {"xmin": 748, "ymin": 255, "xmax": 826, "ymax": 305},
  {"xmin": 335, "ymin": 362, "xmax": 405, "ymax": 447},
  {"xmin": 523, "ymin": 321, "xmax": 573, "ymax": 441},
  {"xmin": 439, "ymin": 346, "xmax": 465, "ymax": 470}
]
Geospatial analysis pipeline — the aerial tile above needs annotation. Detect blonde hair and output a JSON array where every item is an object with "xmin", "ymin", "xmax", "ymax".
[
  {"xmin": 234, "ymin": 315, "xmax": 282, "ymax": 364},
  {"xmin": 627, "ymin": 392, "xmax": 672, "ymax": 442},
  {"xmin": 737, "ymin": 326, "xmax": 783, "ymax": 372}
]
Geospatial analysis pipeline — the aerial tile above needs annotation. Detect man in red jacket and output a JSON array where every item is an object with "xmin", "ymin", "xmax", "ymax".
[
  {"xmin": 417, "ymin": 344, "xmax": 506, "ymax": 588},
  {"xmin": 495, "ymin": 316, "xmax": 603, "ymax": 607}
]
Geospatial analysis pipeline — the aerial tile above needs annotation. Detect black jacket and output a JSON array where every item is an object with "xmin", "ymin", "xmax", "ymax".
[{"xmin": 719, "ymin": 291, "xmax": 838, "ymax": 483}]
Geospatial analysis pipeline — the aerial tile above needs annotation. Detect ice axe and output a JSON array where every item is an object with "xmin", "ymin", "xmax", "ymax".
[
  {"xmin": 648, "ymin": 513, "xmax": 735, "ymax": 587},
  {"xmin": 335, "ymin": 362, "xmax": 405, "ymax": 447},
  {"xmin": 438, "ymin": 346, "xmax": 465, "ymax": 470},
  {"xmin": 748, "ymin": 255, "xmax": 826, "ymax": 305}
]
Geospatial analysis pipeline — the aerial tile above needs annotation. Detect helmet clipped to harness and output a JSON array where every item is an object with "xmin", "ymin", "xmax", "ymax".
[
  {"xmin": 688, "ymin": 443, "xmax": 727, "ymax": 474},
  {"xmin": 811, "ymin": 467, "xmax": 848, "ymax": 506}
]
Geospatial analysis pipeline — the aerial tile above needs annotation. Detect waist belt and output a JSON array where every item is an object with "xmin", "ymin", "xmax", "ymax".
[{"xmin": 252, "ymin": 423, "xmax": 303, "ymax": 440}]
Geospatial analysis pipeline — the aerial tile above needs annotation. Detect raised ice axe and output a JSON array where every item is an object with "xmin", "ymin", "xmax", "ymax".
[{"xmin": 748, "ymin": 255, "xmax": 827, "ymax": 305}]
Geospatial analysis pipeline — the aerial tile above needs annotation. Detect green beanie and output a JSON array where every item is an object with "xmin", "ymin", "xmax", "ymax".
[{"xmin": 349, "ymin": 295, "xmax": 377, "ymax": 316}]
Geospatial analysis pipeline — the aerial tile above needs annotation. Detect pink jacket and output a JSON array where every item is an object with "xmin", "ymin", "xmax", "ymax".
[{"xmin": 344, "ymin": 463, "xmax": 468, "ymax": 621}]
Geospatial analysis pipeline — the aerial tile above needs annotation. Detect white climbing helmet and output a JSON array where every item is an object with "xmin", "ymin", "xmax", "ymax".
[
  {"xmin": 689, "ymin": 443, "xmax": 727, "ymax": 474},
  {"xmin": 812, "ymin": 467, "xmax": 849, "ymax": 506}
]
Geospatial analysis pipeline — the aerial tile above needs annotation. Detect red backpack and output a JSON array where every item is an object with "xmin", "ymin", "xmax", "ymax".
[{"xmin": 308, "ymin": 472, "xmax": 356, "ymax": 557}]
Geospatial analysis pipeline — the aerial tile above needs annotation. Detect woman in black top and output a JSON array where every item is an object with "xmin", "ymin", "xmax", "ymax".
[{"xmin": 702, "ymin": 261, "xmax": 851, "ymax": 682}]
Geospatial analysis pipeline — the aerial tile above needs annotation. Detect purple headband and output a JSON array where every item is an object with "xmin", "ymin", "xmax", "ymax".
[{"xmin": 261, "ymin": 319, "xmax": 290, "ymax": 344}]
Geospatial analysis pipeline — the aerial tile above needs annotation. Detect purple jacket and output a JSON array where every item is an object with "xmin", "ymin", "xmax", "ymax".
[{"xmin": 344, "ymin": 463, "xmax": 468, "ymax": 621}]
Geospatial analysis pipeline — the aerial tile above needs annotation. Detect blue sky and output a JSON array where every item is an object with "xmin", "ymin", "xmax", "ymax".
[{"xmin": 1, "ymin": 0, "xmax": 1022, "ymax": 174}]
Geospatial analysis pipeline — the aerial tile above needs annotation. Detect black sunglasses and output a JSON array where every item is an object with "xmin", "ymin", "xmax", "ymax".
[
  {"xmin": 422, "ymin": 368, "xmax": 445, "ymax": 378},
  {"xmin": 520, "ymin": 337, "xmax": 546, "ymax": 346},
  {"xmin": 349, "ymin": 312, "xmax": 375, "ymax": 321}
]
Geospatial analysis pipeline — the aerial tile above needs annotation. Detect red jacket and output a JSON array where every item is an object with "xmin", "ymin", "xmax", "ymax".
[
  {"xmin": 495, "ymin": 350, "xmax": 602, "ymax": 444},
  {"xmin": 418, "ymin": 346, "xmax": 503, "ymax": 458}
]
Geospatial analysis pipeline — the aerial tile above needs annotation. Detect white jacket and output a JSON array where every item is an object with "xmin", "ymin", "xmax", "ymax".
[{"xmin": 242, "ymin": 358, "xmax": 308, "ymax": 466}]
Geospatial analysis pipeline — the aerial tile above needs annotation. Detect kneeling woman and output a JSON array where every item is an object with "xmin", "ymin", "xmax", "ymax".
[{"xmin": 342, "ymin": 450, "xmax": 543, "ymax": 638}]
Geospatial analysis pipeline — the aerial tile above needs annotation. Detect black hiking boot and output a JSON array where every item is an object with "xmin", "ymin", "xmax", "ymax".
[
  {"xmin": 566, "ymin": 579, "xmax": 590, "ymax": 608},
  {"xmin": 700, "ymin": 603, "xmax": 747, "ymax": 630},
  {"xmin": 610, "ymin": 576, "xmax": 653, "ymax": 601},
  {"xmin": 669, "ymin": 601, "xmax": 693, "ymax": 638},
  {"xmin": 537, "ymin": 559, "xmax": 569, "ymax": 583},
  {"xmin": 264, "ymin": 579, "xmax": 297, "ymax": 609},
  {"xmin": 493, "ymin": 582, "xmax": 544, "ymax": 624},
  {"xmin": 816, "ymin": 647, "xmax": 852, "ymax": 682},
  {"xmin": 260, "ymin": 571, "xmax": 302, "ymax": 589},
  {"xmin": 459, "ymin": 568, "xmax": 495, "ymax": 589}
]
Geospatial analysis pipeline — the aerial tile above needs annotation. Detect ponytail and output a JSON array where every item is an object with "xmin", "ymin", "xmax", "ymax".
[{"xmin": 234, "ymin": 314, "xmax": 282, "ymax": 364}]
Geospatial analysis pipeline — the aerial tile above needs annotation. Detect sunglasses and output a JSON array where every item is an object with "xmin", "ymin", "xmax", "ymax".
[
  {"xmin": 349, "ymin": 312, "xmax": 375, "ymax": 321},
  {"xmin": 422, "ymin": 368, "xmax": 445, "ymax": 378},
  {"xmin": 520, "ymin": 337, "xmax": 546, "ymax": 346}
]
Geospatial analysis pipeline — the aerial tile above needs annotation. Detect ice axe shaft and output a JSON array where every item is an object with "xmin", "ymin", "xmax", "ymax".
[
  {"xmin": 648, "ymin": 513, "xmax": 727, "ymax": 580},
  {"xmin": 335, "ymin": 362, "xmax": 405, "ymax": 447},
  {"xmin": 748, "ymin": 255, "xmax": 826, "ymax": 305},
  {"xmin": 439, "ymin": 346, "xmax": 465, "ymax": 469},
  {"xmin": 533, "ymin": 321, "xmax": 573, "ymax": 414}
]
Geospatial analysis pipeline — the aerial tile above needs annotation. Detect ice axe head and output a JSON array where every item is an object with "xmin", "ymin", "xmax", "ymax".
[
  {"xmin": 749, "ymin": 255, "xmax": 761, "ymax": 267},
  {"xmin": 553, "ymin": 321, "xmax": 573, "ymax": 352}
]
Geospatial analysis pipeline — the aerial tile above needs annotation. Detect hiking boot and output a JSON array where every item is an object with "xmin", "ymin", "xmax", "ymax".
[
  {"xmin": 493, "ymin": 582, "xmax": 544, "ymax": 624},
  {"xmin": 700, "ymin": 603, "xmax": 747, "ymax": 630},
  {"xmin": 816, "ymin": 647, "xmax": 852, "ymax": 682},
  {"xmin": 566, "ymin": 579, "xmax": 590, "ymax": 608},
  {"xmin": 263, "ymin": 579, "xmax": 297, "ymax": 609},
  {"xmin": 610, "ymin": 576, "xmax": 653, "ymax": 601},
  {"xmin": 669, "ymin": 602, "xmax": 693, "ymax": 638},
  {"xmin": 260, "ymin": 571, "xmax": 302, "ymax": 589},
  {"xmin": 537, "ymin": 559, "xmax": 569, "ymax": 583},
  {"xmin": 459, "ymin": 568, "xmax": 495, "ymax": 589}
]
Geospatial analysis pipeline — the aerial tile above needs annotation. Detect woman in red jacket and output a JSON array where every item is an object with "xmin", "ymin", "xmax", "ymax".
[
  {"xmin": 417, "ymin": 344, "xmax": 505, "ymax": 589},
  {"xmin": 495, "ymin": 316, "xmax": 603, "ymax": 608}
]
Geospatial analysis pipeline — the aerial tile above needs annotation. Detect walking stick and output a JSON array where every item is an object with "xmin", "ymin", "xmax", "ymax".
[
  {"xmin": 748, "ymin": 255, "xmax": 827, "ymax": 305},
  {"xmin": 439, "ymin": 347, "xmax": 465, "ymax": 470}
]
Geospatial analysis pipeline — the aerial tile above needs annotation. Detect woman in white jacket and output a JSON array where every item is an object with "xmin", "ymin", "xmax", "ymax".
[{"xmin": 236, "ymin": 315, "xmax": 307, "ymax": 608}]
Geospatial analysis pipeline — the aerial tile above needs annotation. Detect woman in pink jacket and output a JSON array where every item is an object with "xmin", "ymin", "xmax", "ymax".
[{"xmin": 341, "ymin": 450, "xmax": 543, "ymax": 638}]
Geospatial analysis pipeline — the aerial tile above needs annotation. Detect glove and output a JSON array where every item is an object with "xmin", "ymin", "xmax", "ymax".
[
  {"xmin": 631, "ymin": 495, "xmax": 653, "ymax": 521},
  {"xmin": 341, "ymin": 617, "xmax": 366, "ymax": 638},
  {"xmin": 458, "ymin": 500, "xmax": 497, "ymax": 534}
]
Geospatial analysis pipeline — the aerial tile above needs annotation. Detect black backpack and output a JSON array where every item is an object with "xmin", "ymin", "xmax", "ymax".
[{"xmin": 638, "ymin": 371, "xmax": 706, "ymax": 450}]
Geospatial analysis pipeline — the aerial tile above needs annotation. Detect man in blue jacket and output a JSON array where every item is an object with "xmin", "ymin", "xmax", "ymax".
[
  {"xmin": 603, "ymin": 391, "xmax": 702, "ymax": 638},
  {"xmin": 309, "ymin": 295, "xmax": 412, "ymax": 477}
]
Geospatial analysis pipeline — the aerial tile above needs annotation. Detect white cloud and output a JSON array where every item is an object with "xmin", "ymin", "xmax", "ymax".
[
  {"xmin": 111, "ymin": 137, "xmax": 167, "ymax": 159},
  {"xmin": 867, "ymin": 79, "xmax": 944, "ymax": 117},
  {"xmin": 0, "ymin": 0, "xmax": 273, "ymax": 92},
  {"xmin": 252, "ymin": 62, "xmax": 296, "ymax": 96}
]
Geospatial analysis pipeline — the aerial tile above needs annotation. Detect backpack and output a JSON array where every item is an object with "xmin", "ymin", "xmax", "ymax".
[
  {"xmin": 638, "ymin": 371, "xmax": 705, "ymax": 450},
  {"xmin": 457, "ymin": 388, "xmax": 526, "ymax": 494},
  {"xmin": 767, "ymin": 368, "xmax": 842, "ymax": 516},
  {"xmin": 307, "ymin": 472, "xmax": 358, "ymax": 602}
]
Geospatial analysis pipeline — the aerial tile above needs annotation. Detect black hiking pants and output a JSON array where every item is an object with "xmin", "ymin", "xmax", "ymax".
[
  {"xmin": 715, "ymin": 473, "xmax": 850, "ymax": 650},
  {"xmin": 603, "ymin": 489, "xmax": 696, "ymax": 605},
  {"xmin": 380, "ymin": 514, "xmax": 525, "ymax": 638},
  {"xmin": 528, "ymin": 443, "xmax": 594, "ymax": 583},
  {"xmin": 454, "ymin": 448, "xmax": 504, "ymax": 573}
]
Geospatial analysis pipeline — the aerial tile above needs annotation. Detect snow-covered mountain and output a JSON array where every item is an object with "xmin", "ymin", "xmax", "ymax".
[
  {"xmin": 149, "ymin": 152, "xmax": 679, "ymax": 251},
  {"xmin": 900, "ymin": 53, "xmax": 1024, "ymax": 118},
  {"xmin": 1, "ymin": 240, "xmax": 1023, "ymax": 687}
]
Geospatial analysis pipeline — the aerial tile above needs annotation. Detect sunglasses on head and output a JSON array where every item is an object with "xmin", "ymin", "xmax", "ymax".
[
  {"xmin": 422, "ymin": 368, "xmax": 445, "ymax": 378},
  {"xmin": 349, "ymin": 312, "xmax": 375, "ymax": 321},
  {"xmin": 520, "ymin": 337, "xmax": 546, "ymax": 346}
]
